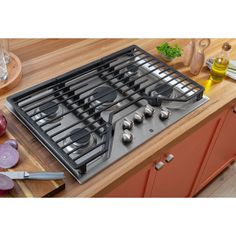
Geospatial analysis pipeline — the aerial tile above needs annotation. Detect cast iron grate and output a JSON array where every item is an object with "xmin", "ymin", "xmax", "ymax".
[{"xmin": 6, "ymin": 45, "xmax": 204, "ymax": 177}]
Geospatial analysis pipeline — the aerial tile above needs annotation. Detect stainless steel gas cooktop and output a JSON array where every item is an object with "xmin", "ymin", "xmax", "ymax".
[{"xmin": 5, "ymin": 45, "xmax": 209, "ymax": 183}]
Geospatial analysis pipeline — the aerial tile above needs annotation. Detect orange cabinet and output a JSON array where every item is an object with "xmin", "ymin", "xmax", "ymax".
[
  {"xmin": 105, "ymin": 163, "xmax": 154, "ymax": 197},
  {"xmin": 150, "ymin": 113, "xmax": 220, "ymax": 197},
  {"xmin": 195, "ymin": 104, "xmax": 236, "ymax": 192}
]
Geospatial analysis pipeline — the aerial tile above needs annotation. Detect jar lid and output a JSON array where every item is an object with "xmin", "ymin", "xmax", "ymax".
[{"xmin": 222, "ymin": 42, "xmax": 231, "ymax": 51}]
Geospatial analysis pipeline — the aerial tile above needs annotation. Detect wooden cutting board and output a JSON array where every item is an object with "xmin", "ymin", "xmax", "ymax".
[{"xmin": 0, "ymin": 109, "xmax": 65, "ymax": 197}]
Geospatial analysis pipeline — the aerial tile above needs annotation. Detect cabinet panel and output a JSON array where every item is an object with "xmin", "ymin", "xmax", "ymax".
[
  {"xmin": 150, "ymin": 115, "xmax": 220, "ymax": 197},
  {"xmin": 104, "ymin": 163, "xmax": 154, "ymax": 197},
  {"xmin": 199, "ymin": 105, "xmax": 236, "ymax": 188}
]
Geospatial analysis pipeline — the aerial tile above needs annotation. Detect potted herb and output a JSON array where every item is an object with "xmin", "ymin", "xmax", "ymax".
[{"xmin": 156, "ymin": 42, "xmax": 183, "ymax": 62}]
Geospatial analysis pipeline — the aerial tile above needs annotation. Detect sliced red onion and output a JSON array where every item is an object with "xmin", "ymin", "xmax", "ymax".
[
  {"xmin": 0, "ymin": 173, "xmax": 14, "ymax": 194},
  {"xmin": 0, "ymin": 144, "xmax": 20, "ymax": 169},
  {"xmin": 4, "ymin": 139, "xmax": 18, "ymax": 150},
  {"xmin": 0, "ymin": 113, "xmax": 7, "ymax": 137}
]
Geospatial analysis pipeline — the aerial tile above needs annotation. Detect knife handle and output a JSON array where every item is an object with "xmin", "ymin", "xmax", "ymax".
[{"xmin": 25, "ymin": 172, "xmax": 65, "ymax": 180}]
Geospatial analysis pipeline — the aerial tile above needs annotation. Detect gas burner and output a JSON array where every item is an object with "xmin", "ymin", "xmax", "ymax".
[
  {"xmin": 147, "ymin": 84, "xmax": 179, "ymax": 107},
  {"xmin": 63, "ymin": 128, "xmax": 97, "ymax": 155},
  {"xmin": 33, "ymin": 101, "xmax": 64, "ymax": 124},
  {"xmin": 125, "ymin": 64, "xmax": 140, "ymax": 77},
  {"xmin": 88, "ymin": 86, "xmax": 121, "ymax": 111},
  {"xmin": 71, "ymin": 128, "xmax": 91, "ymax": 146},
  {"xmin": 94, "ymin": 86, "xmax": 117, "ymax": 103},
  {"xmin": 149, "ymin": 84, "xmax": 174, "ymax": 98},
  {"xmin": 127, "ymin": 64, "xmax": 138, "ymax": 73}
]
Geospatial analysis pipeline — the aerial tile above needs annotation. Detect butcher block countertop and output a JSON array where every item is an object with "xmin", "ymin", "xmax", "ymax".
[{"xmin": 0, "ymin": 39, "xmax": 236, "ymax": 197}]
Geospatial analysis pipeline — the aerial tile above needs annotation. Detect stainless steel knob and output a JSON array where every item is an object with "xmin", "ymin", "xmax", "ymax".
[
  {"xmin": 122, "ymin": 117, "xmax": 134, "ymax": 130},
  {"xmin": 165, "ymin": 154, "xmax": 174, "ymax": 163},
  {"xmin": 233, "ymin": 107, "xmax": 236, "ymax": 113},
  {"xmin": 144, "ymin": 104, "xmax": 155, "ymax": 117},
  {"xmin": 155, "ymin": 161, "xmax": 165, "ymax": 170},
  {"xmin": 133, "ymin": 111, "xmax": 144, "ymax": 124},
  {"xmin": 159, "ymin": 107, "xmax": 171, "ymax": 121},
  {"xmin": 122, "ymin": 130, "xmax": 133, "ymax": 144}
]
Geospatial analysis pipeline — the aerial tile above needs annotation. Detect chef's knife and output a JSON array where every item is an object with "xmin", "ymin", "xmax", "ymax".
[{"xmin": 0, "ymin": 171, "xmax": 65, "ymax": 180}]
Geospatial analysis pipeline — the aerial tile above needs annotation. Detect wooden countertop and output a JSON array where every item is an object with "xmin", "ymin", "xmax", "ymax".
[{"xmin": 0, "ymin": 39, "xmax": 235, "ymax": 197}]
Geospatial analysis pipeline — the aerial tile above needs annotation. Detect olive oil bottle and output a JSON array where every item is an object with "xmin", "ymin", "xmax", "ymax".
[{"xmin": 209, "ymin": 42, "xmax": 231, "ymax": 83}]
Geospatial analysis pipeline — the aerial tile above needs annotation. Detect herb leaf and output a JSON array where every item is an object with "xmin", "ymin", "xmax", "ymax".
[{"xmin": 156, "ymin": 42, "xmax": 183, "ymax": 59}]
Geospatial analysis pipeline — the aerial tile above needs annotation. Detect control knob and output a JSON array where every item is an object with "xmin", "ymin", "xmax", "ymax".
[
  {"xmin": 159, "ymin": 107, "xmax": 171, "ymax": 121},
  {"xmin": 122, "ymin": 117, "xmax": 134, "ymax": 130},
  {"xmin": 122, "ymin": 130, "xmax": 133, "ymax": 144},
  {"xmin": 133, "ymin": 111, "xmax": 144, "ymax": 124},
  {"xmin": 144, "ymin": 104, "xmax": 155, "ymax": 117}
]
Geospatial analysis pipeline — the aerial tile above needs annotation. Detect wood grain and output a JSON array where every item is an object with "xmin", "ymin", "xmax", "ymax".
[{"xmin": 0, "ymin": 39, "xmax": 235, "ymax": 197}]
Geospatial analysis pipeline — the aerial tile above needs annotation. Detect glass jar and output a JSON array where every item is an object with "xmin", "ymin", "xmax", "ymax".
[
  {"xmin": 209, "ymin": 42, "xmax": 231, "ymax": 83},
  {"xmin": 0, "ymin": 41, "xmax": 8, "ymax": 83},
  {"xmin": 1, "ymin": 39, "xmax": 10, "ymax": 64}
]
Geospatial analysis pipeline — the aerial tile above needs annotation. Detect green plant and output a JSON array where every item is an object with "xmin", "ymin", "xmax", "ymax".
[{"xmin": 156, "ymin": 42, "xmax": 183, "ymax": 59}]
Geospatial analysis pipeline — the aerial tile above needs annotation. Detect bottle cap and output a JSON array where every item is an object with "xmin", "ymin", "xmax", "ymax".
[{"xmin": 222, "ymin": 42, "xmax": 231, "ymax": 51}]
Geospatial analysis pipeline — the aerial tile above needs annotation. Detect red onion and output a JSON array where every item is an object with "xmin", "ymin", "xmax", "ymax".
[
  {"xmin": 0, "ymin": 173, "xmax": 14, "ymax": 195},
  {"xmin": 0, "ymin": 144, "xmax": 20, "ymax": 169},
  {"xmin": 4, "ymin": 139, "xmax": 18, "ymax": 150},
  {"xmin": 0, "ymin": 113, "xmax": 7, "ymax": 137}
]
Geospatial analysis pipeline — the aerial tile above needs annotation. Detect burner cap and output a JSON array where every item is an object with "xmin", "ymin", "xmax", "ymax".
[
  {"xmin": 39, "ymin": 101, "xmax": 59, "ymax": 116},
  {"xmin": 70, "ymin": 128, "xmax": 91, "ymax": 146},
  {"xmin": 93, "ymin": 86, "xmax": 117, "ymax": 104},
  {"xmin": 151, "ymin": 84, "xmax": 173, "ymax": 98},
  {"xmin": 127, "ymin": 64, "xmax": 138, "ymax": 74}
]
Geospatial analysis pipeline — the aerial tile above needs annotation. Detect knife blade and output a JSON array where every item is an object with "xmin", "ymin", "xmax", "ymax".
[{"xmin": 0, "ymin": 171, "xmax": 65, "ymax": 180}]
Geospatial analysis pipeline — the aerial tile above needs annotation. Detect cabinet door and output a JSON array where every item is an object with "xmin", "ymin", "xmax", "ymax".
[
  {"xmin": 104, "ymin": 163, "xmax": 154, "ymax": 197},
  {"xmin": 150, "ymin": 116, "xmax": 220, "ymax": 197},
  {"xmin": 198, "ymin": 105, "xmax": 236, "ymax": 189}
]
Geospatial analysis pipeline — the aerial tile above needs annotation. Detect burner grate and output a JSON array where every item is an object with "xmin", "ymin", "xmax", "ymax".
[{"xmin": 6, "ymin": 45, "xmax": 205, "ymax": 181}]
